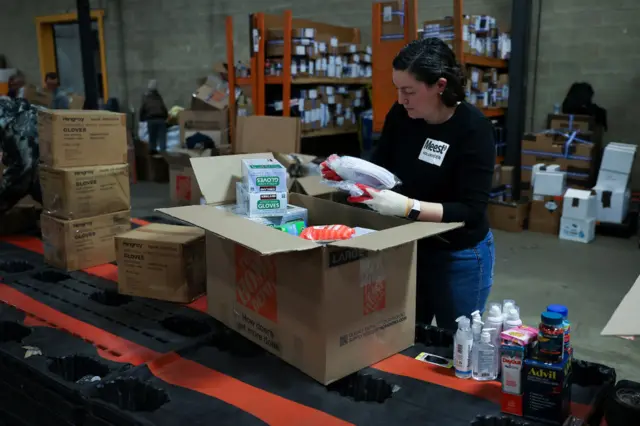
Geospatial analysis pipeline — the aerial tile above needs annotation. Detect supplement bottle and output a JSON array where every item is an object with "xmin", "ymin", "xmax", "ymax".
[
  {"xmin": 537, "ymin": 312, "xmax": 565, "ymax": 364},
  {"xmin": 546, "ymin": 304, "xmax": 571, "ymax": 358},
  {"xmin": 454, "ymin": 316, "xmax": 473, "ymax": 379},
  {"xmin": 472, "ymin": 330, "xmax": 498, "ymax": 381}
]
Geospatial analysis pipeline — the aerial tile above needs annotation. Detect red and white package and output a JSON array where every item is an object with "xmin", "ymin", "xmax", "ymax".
[
  {"xmin": 319, "ymin": 154, "xmax": 401, "ymax": 197},
  {"xmin": 300, "ymin": 225, "xmax": 356, "ymax": 242}
]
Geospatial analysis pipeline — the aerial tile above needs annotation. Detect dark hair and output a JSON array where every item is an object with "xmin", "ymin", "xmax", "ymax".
[
  {"xmin": 45, "ymin": 72, "xmax": 59, "ymax": 81},
  {"xmin": 392, "ymin": 38, "xmax": 465, "ymax": 107}
]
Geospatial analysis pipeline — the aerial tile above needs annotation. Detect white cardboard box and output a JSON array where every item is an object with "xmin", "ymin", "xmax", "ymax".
[
  {"xmin": 596, "ymin": 170, "xmax": 630, "ymax": 191},
  {"xmin": 600, "ymin": 142, "xmax": 636, "ymax": 175},
  {"xmin": 562, "ymin": 188, "xmax": 597, "ymax": 220},
  {"xmin": 559, "ymin": 217, "xmax": 595, "ymax": 243},
  {"xmin": 593, "ymin": 185, "xmax": 631, "ymax": 224},
  {"xmin": 533, "ymin": 165, "xmax": 566, "ymax": 197}
]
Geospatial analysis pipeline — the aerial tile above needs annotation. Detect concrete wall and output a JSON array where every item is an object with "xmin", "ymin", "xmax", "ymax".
[{"xmin": 1, "ymin": 0, "xmax": 638, "ymax": 177}]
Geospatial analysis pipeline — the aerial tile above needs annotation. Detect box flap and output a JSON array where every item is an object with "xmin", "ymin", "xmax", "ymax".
[
  {"xmin": 564, "ymin": 188, "xmax": 591, "ymax": 200},
  {"xmin": 295, "ymin": 175, "xmax": 338, "ymax": 196},
  {"xmin": 273, "ymin": 152, "xmax": 317, "ymax": 168},
  {"xmin": 328, "ymin": 221, "xmax": 463, "ymax": 251},
  {"xmin": 156, "ymin": 205, "xmax": 319, "ymax": 255},
  {"xmin": 235, "ymin": 116, "xmax": 301, "ymax": 154},
  {"xmin": 120, "ymin": 223, "xmax": 204, "ymax": 244},
  {"xmin": 602, "ymin": 274, "xmax": 640, "ymax": 336},
  {"xmin": 190, "ymin": 153, "xmax": 274, "ymax": 204}
]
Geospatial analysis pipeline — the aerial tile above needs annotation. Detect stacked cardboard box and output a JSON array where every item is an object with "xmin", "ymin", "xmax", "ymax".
[
  {"xmin": 380, "ymin": 1, "xmax": 405, "ymax": 37},
  {"xmin": 115, "ymin": 224, "xmax": 206, "ymax": 303},
  {"xmin": 38, "ymin": 109, "xmax": 132, "ymax": 271},
  {"xmin": 422, "ymin": 15, "xmax": 511, "ymax": 60},
  {"xmin": 528, "ymin": 164, "xmax": 566, "ymax": 235},
  {"xmin": 488, "ymin": 165, "xmax": 530, "ymax": 233},
  {"xmin": 559, "ymin": 189, "xmax": 597, "ymax": 243},
  {"xmin": 520, "ymin": 113, "xmax": 604, "ymax": 199},
  {"xmin": 265, "ymin": 28, "xmax": 372, "ymax": 79},
  {"xmin": 593, "ymin": 142, "xmax": 637, "ymax": 224}
]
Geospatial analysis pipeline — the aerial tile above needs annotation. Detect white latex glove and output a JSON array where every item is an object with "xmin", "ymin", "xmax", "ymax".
[{"xmin": 349, "ymin": 186, "xmax": 413, "ymax": 217}]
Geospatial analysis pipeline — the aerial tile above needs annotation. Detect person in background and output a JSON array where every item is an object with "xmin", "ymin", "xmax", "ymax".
[
  {"xmin": 0, "ymin": 97, "xmax": 42, "ymax": 216},
  {"xmin": 139, "ymin": 79, "xmax": 168, "ymax": 154},
  {"xmin": 342, "ymin": 38, "xmax": 496, "ymax": 331},
  {"xmin": 7, "ymin": 71, "xmax": 25, "ymax": 99},
  {"xmin": 44, "ymin": 72, "xmax": 70, "ymax": 109}
]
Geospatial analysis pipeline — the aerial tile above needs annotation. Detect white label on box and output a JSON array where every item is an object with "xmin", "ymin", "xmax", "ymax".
[
  {"xmin": 330, "ymin": 37, "xmax": 338, "ymax": 48},
  {"xmin": 328, "ymin": 95, "xmax": 335, "ymax": 104},
  {"xmin": 300, "ymin": 62, "xmax": 307, "ymax": 73},
  {"xmin": 319, "ymin": 42, "xmax": 327, "ymax": 53},
  {"xmin": 354, "ymin": 98, "xmax": 362, "ymax": 107},
  {"xmin": 383, "ymin": 6, "xmax": 393, "ymax": 22},
  {"xmin": 353, "ymin": 54, "xmax": 360, "ymax": 63},
  {"xmin": 295, "ymin": 45, "xmax": 306, "ymax": 55},
  {"xmin": 309, "ymin": 89, "xmax": 318, "ymax": 99},
  {"xmin": 291, "ymin": 63, "xmax": 297, "ymax": 75}
]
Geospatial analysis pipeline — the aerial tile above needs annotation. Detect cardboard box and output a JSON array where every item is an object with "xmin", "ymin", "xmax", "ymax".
[
  {"xmin": 547, "ymin": 113, "xmax": 595, "ymax": 133},
  {"xmin": 380, "ymin": 0, "xmax": 405, "ymax": 36},
  {"xmin": 134, "ymin": 140, "xmax": 169, "ymax": 183},
  {"xmin": 523, "ymin": 357, "xmax": 572, "ymax": 425},
  {"xmin": 235, "ymin": 116, "xmax": 301, "ymax": 155},
  {"xmin": 191, "ymin": 75, "xmax": 229, "ymax": 110},
  {"xmin": 157, "ymin": 153, "xmax": 462, "ymax": 384},
  {"xmin": 38, "ymin": 110, "xmax": 128, "ymax": 168},
  {"xmin": 559, "ymin": 217, "xmax": 595, "ymax": 244},
  {"xmin": 164, "ymin": 148, "xmax": 213, "ymax": 206},
  {"xmin": 596, "ymin": 142, "xmax": 637, "ymax": 190},
  {"xmin": 242, "ymin": 158, "xmax": 288, "ymax": 193},
  {"xmin": 22, "ymin": 85, "xmax": 53, "ymax": 107},
  {"xmin": 488, "ymin": 201, "xmax": 529, "ymax": 233},
  {"xmin": 179, "ymin": 109, "xmax": 229, "ymax": 148},
  {"xmin": 236, "ymin": 182, "xmax": 288, "ymax": 217},
  {"xmin": 115, "ymin": 224, "xmax": 206, "ymax": 303},
  {"xmin": 533, "ymin": 165, "xmax": 566, "ymax": 197},
  {"xmin": 39, "ymin": 164, "xmax": 130, "ymax": 220},
  {"xmin": 216, "ymin": 203, "xmax": 308, "ymax": 227},
  {"xmin": 593, "ymin": 185, "xmax": 630, "ymax": 224},
  {"xmin": 602, "ymin": 274, "xmax": 640, "ymax": 337},
  {"xmin": 41, "ymin": 210, "xmax": 131, "ymax": 271},
  {"xmin": 529, "ymin": 197, "xmax": 563, "ymax": 235},
  {"xmin": 562, "ymin": 189, "xmax": 596, "ymax": 220}
]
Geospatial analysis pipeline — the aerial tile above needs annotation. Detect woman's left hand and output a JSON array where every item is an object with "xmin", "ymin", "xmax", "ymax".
[{"xmin": 348, "ymin": 184, "xmax": 413, "ymax": 218}]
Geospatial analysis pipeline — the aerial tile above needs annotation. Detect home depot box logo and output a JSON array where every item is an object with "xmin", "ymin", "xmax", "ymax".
[{"xmin": 234, "ymin": 245, "xmax": 278, "ymax": 322}]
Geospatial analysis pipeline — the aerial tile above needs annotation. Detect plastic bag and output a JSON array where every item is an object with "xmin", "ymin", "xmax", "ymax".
[
  {"xmin": 300, "ymin": 225, "xmax": 356, "ymax": 242},
  {"xmin": 320, "ymin": 154, "xmax": 401, "ymax": 197}
]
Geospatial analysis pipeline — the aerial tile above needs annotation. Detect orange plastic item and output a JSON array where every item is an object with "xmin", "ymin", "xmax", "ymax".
[{"xmin": 300, "ymin": 225, "xmax": 356, "ymax": 241}]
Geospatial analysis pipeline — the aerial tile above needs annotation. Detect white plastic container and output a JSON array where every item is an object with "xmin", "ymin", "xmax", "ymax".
[
  {"xmin": 485, "ymin": 303, "xmax": 504, "ymax": 346},
  {"xmin": 454, "ymin": 316, "xmax": 473, "ymax": 379},
  {"xmin": 471, "ymin": 310, "xmax": 483, "ymax": 345},
  {"xmin": 504, "ymin": 308, "xmax": 523, "ymax": 331},
  {"xmin": 472, "ymin": 330, "xmax": 499, "ymax": 381}
]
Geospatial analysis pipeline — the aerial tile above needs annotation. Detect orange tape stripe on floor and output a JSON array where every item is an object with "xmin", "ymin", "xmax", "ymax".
[
  {"xmin": 0, "ymin": 283, "xmax": 352, "ymax": 426},
  {"xmin": 130, "ymin": 218, "xmax": 151, "ymax": 227},
  {"xmin": 373, "ymin": 354, "xmax": 593, "ymax": 419},
  {"xmin": 0, "ymin": 283, "xmax": 158, "ymax": 365},
  {"xmin": 148, "ymin": 353, "xmax": 353, "ymax": 426}
]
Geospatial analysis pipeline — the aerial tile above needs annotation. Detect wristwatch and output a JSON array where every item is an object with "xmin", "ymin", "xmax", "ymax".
[{"xmin": 407, "ymin": 199, "xmax": 421, "ymax": 220}]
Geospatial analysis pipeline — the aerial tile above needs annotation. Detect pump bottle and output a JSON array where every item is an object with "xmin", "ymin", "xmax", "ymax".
[
  {"xmin": 471, "ymin": 310, "xmax": 483, "ymax": 345},
  {"xmin": 454, "ymin": 316, "xmax": 473, "ymax": 379},
  {"xmin": 485, "ymin": 303, "xmax": 504, "ymax": 346},
  {"xmin": 472, "ymin": 330, "xmax": 499, "ymax": 381},
  {"xmin": 504, "ymin": 308, "xmax": 523, "ymax": 330}
]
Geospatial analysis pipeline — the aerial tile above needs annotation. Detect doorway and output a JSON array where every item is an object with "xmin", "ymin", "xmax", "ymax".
[{"xmin": 35, "ymin": 10, "xmax": 108, "ymax": 100}]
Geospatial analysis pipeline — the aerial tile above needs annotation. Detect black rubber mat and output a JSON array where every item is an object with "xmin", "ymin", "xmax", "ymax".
[{"xmin": 84, "ymin": 365, "xmax": 267, "ymax": 426}]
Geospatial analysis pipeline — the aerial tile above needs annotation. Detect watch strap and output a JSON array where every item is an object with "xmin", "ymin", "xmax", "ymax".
[{"xmin": 407, "ymin": 199, "xmax": 420, "ymax": 220}]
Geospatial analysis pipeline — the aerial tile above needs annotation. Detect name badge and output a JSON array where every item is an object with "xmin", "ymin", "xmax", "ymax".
[{"xmin": 419, "ymin": 138, "xmax": 450, "ymax": 167}]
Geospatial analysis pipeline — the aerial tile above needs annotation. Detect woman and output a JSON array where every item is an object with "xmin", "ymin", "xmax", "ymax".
[
  {"xmin": 139, "ymin": 79, "xmax": 169, "ymax": 154},
  {"xmin": 352, "ymin": 38, "xmax": 496, "ymax": 330}
]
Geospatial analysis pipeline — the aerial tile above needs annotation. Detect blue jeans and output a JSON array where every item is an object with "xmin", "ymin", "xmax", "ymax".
[
  {"xmin": 147, "ymin": 119, "xmax": 167, "ymax": 153},
  {"xmin": 416, "ymin": 231, "xmax": 495, "ymax": 331}
]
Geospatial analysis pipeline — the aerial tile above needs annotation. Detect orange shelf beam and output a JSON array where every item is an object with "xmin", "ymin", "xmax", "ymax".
[
  {"xmin": 482, "ymin": 108, "xmax": 506, "ymax": 118},
  {"xmin": 464, "ymin": 54, "xmax": 508, "ymax": 69}
]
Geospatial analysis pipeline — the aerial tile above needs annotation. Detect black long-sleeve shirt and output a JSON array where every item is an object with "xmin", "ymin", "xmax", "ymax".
[{"xmin": 371, "ymin": 101, "xmax": 495, "ymax": 250}]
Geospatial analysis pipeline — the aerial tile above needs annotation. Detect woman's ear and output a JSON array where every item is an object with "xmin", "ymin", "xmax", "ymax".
[{"xmin": 436, "ymin": 77, "xmax": 448, "ymax": 93}]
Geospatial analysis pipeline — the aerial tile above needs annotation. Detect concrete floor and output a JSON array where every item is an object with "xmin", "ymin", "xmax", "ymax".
[{"xmin": 132, "ymin": 182, "xmax": 640, "ymax": 382}]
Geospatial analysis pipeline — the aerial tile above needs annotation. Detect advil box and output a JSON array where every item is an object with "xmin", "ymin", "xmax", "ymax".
[
  {"xmin": 157, "ymin": 153, "xmax": 461, "ymax": 385},
  {"xmin": 523, "ymin": 357, "xmax": 572, "ymax": 425}
]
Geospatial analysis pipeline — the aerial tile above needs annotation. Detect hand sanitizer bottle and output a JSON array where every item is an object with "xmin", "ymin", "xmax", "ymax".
[
  {"xmin": 472, "ymin": 330, "xmax": 498, "ymax": 381},
  {"xmin": 471, "ymin": 310, "xmax": 483, "ymax": 345},
  {"xmin": 454, "ymin": 316, "xmax": 473, "ymax": 379}
]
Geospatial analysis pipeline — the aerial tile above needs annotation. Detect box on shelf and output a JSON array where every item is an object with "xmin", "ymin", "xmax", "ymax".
[
  {"xmin": 380, "ymin": 1, "xmax": 405, "ymax": 36},
  {"xmin": 115, "ymin": 224, "xmax": 206, "ymax": 303},
  {"xmin": 39, "ymin": 164, "xmax": 130, "ymax": 220},
  {"xmin": 593, "ymin": 185, "xmax": 631, "ymax": 225},
  {"xmin": 529, "ymin": 196, "xmax": 563, "ymax": 235},
  {"xmin": 38, "ymin": 110, "xmax": 128, "ymax": 168},
  {"xmin": 157, "ymin": 153, "xmax": 462, "ymax": 385},
  {"xmin": 41, "ymin": 210, "xmax": 131, "ymax": 271}
]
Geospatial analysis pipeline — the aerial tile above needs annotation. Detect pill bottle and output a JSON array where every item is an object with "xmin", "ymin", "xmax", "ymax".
[
  {"xmin": 537, "ymin": 312, "xmax": 564, "ymax": 364},
  {"xmin": 546, "ymin": 304, "xmax": 571, "ymax": 358}
]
